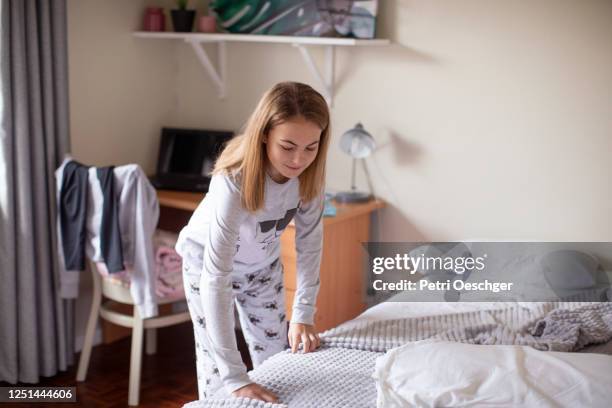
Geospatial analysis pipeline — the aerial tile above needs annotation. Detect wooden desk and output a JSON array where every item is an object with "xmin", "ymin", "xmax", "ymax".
[
  {"xmin": 156, "ymin": 189, "xmax": 385, "ymax": 332},
  {"xmin": 157, "ymin": 190, "xmax": 204, "ymax": 212}
]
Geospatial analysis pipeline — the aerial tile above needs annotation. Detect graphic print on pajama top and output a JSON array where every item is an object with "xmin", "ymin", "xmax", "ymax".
[{"xmin": 176, "ymin": 170, "xmax": 324, "ymax": 398}]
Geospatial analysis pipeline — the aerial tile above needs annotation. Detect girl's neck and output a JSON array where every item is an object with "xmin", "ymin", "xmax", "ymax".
[{"xmin": 265, "ymin": 163, "xmax": 289, "ymax": 184}]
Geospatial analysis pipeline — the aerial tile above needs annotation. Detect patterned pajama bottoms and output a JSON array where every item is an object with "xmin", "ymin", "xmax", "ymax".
[{"xmin": 182, "ymin": 257, "xmax": 288, "ymax": 400}]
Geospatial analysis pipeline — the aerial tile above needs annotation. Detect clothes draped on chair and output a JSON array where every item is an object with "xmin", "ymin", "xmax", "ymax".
[
  {"xmin": 94, "ymin": 231, "xmax": 185, "ymax": 301},
  {"xmin": 59, "ymin": 161, "xmax": 125, "ymax": 272},
  {"xmin": 55, "ymin": 157, "xmax": 161, "ymax": 318},
  {"xmin": 95, "ymin": 165, "xmax": 125, "ymax": 273}
]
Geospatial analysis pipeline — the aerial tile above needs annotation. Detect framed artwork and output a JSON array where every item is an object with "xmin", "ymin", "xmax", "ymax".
[{"xmin": 210, "ymin": 0, "xmax": 378, "ymax": 39}]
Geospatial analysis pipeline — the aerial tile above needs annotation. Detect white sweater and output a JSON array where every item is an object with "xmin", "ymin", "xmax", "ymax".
[{"xmin": 176, "ymin": 170, "xmax": 324, "ymax": 393}]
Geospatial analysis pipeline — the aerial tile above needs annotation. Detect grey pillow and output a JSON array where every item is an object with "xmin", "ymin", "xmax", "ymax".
[{"xmin": 541, "ymin": 250, "xmax": 599, "ymax": 290}]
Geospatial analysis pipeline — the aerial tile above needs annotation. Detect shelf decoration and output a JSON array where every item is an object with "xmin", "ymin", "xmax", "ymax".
[
  {"xmin": 133, "ymin": 1, "xmax": 386, "ymax": 105},
  {"xmin": 209, "ymin": 0, "xmax": 378, "ymax": 39},
  {"xmin": 171, "ymin": 0, "xmax": 196, "ymax": 32}
]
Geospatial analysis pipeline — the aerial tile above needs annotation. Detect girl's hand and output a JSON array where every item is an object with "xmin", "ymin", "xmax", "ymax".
[
  {"xmin": 288, "ymin": 322, "xmax": 320, "ymax": 353},
  {"xmin": 231, "ymin": 383, "xmax": 278, "ymax": 403}
]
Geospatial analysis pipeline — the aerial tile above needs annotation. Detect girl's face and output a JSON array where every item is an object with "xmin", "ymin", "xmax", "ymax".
[{"xmin": 263, "ymin": 116, "xmax": 321, "ymax": 183}]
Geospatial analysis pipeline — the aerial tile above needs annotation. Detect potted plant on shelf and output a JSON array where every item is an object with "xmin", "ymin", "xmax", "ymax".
[{"xmin": 171, "ymin": 0, "xmax": 195, "ymax": 32}]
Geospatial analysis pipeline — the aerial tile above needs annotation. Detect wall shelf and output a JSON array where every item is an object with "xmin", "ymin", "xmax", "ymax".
[{"xmin": 132, "ymin": 32, "xmax": 390, "ymax": 106}]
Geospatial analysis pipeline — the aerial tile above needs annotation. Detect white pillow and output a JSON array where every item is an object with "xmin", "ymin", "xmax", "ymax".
[{"xmin": 373, "ymin": 341, "xmax": 612, "ymax": 408}]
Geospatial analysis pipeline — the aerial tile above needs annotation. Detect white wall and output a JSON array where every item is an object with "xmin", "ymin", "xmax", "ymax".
[
  {"xmin": 68, "ymin": 0, "xmax": 178, "ymax": 173},
  {"xmin": 69, "ymin": 0, "xmax": 612, "ymax": 242},
  {"xmin": 172, "ymin": 0, "xmax": 612, "ymax": 242}
]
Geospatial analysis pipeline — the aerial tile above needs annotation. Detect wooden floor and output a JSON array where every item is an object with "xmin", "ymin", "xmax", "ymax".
[{"xmin": 1, "ymin": 322, "xmax": 253, "ymax": 407}]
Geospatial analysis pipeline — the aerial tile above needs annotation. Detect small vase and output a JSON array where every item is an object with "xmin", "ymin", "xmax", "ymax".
[
  {"xmin": 198, "ymin": 15, "xmax": 217, "ymax": 33},
  {"xmin": 143, "ymin": 7, "xmax": 165, "ymax": 32},
  {"xmin": 171, "ymin": 9, "xmax": 196, "ymax": 33}
]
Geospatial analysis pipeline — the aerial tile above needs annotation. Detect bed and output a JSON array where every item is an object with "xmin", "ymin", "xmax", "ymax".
[{"xmin": 183, "ymin": 296, "xmax": 612, "ymax": 408}]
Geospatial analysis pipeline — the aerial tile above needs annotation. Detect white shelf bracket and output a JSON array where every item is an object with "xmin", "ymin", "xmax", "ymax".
[
  {"xmin": 294, "ymin": 44, "xmax": 335, "ymax": 107},
  {"xmin": 186, "ymin": 39, "xmax": 227, "ymax": 99},
  {"xmin": 134, "ymin": 32, "xmax": 390, "ymax": 103}
]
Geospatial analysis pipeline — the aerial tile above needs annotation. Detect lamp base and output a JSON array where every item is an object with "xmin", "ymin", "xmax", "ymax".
[{"xmin": 334, "ymin": 191, "xmax": 373, "ymax": 203}]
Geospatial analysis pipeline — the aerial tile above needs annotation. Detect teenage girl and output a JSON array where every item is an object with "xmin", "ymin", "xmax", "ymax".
[{"xmin": 176, "ymin": 82, "xmax": 330, "ymax": 403}]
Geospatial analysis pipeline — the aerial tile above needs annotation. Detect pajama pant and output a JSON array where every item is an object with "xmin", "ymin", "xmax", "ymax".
[{"xmin": 182, "ymin": 256, "xmax": 288, "ymax": 400}]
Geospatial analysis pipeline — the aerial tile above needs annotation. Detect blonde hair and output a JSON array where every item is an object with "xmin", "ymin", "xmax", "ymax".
[{"xmin": 212, "ymin": 82, "xmax": 330, "ymax": 213}]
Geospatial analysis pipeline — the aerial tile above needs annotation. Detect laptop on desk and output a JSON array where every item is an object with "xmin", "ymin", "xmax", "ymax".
[{"xmin": 150, "ymin": 127, "xmax": 234, "ymax": 193}]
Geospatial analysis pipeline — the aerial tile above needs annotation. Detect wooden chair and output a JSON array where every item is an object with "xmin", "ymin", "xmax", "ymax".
[{"xmin": 76, "ymin": 260, "xmax": 190, "ymax": 406}]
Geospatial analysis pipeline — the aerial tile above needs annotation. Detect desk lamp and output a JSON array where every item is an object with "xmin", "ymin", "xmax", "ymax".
[{"xmin": 335, "ymin": 123, "xmax": 376, "ymax": 203}]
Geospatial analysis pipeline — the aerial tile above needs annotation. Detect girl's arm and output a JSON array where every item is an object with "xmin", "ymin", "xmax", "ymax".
[
  {"xmin": 291, "ymin": 191, "xmax": 325, "ymax": 325},
  {"xmin": 200, "ymin": 174, "xmax": 251, "ymax": 394}
]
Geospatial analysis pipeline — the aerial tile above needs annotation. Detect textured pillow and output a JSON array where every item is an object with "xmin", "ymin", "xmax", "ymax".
[{"xmin": 541, "ymin": 250, "xmax": 599, "ymax": 290}]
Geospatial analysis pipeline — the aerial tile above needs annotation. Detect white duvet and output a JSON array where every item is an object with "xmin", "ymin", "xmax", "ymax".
[
  {"xmin": 373, "ymin": 341, "xmax": 612, "ymax": 408},
  {"xmin": 359, "ymin": 299, "xmax": 612, "ymax": 408}
]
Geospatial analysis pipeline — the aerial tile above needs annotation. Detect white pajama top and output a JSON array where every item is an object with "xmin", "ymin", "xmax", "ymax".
[{"xmin": 176, "ymin": 170, "xmax": 324, "ymax": 393}]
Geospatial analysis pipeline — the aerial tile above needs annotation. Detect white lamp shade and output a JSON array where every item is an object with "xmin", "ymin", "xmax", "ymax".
[{"xmin": 339, "ymin": 123, "xmax": 375, "ymax": 159}]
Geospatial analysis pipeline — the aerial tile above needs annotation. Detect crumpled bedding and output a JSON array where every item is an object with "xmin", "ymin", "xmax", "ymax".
[
  {"xmin": 373, "ymin": 341, "xmax": 612, "ymax": 408},
  {"xmin": 184, "ymin": 300, "xmax": 612, "ymax": 408}
]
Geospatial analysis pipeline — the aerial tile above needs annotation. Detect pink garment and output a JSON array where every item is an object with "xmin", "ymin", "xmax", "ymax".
[
  {"xmin": 95, "ymin": 240, "xmax": 184, "ymax": 300},
  {"xmin": 154, "ymin": 246, "xmax": 184, "ymax": 299}
]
